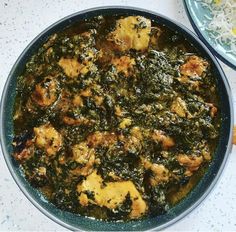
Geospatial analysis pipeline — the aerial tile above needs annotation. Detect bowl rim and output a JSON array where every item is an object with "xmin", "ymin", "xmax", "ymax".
[{"xmin": 0, "ymin": 5, "xmax": 234, "ymax": 231}]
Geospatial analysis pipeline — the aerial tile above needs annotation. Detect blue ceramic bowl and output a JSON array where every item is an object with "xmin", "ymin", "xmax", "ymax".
[{"xmin": 0, "ymin": 6, "xmax": 234, "ymax": 231}]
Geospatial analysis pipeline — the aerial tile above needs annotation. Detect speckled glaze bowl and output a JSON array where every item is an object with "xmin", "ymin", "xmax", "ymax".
[{"xmin": 0, "ymin": 7, "xmax": 234, "ymax": 231}]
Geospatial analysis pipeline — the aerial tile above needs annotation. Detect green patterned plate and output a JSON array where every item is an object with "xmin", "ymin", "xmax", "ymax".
[{"xmin": 184, "ymin": 0, "xmax": 236, "ymax": 69}]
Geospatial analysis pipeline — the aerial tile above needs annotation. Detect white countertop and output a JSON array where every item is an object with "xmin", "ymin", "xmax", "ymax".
[{"xmin": 0, "ymin": 0, "xmax": 236, "ymax": 231}]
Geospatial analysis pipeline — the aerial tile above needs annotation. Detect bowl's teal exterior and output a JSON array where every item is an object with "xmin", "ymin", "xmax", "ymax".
[{"xmin": 0, "ymin": 7, "xmax": 234, "ymax": 231}]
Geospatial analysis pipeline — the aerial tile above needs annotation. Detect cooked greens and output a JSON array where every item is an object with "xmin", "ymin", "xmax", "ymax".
[{"xmin": 13, "ymin": 15, "xmax": 220, "ymax": 221}]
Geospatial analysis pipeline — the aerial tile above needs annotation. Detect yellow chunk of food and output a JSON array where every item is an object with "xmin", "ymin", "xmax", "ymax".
[
  {"xmin": 72, "ymin": 142, "xmax": 95, "ymax": 164},
  {"xmin": 111, "ymin": 56, "xmax": 136, "ymax": 77},
  {"xmin": 34, "ymin": 124, "xmax": 62, "ymax": 156},
  {"xmin": 38, "ymin": 167, "xmax": 47, "ymax": 176},
  {"xmin": 142, "ymin": 158, "xmax": 170, "ymax": 186},
  {"xmin": 79, "ymin": 193, "xmax": 89, "ymax": 206},
  {"xmin": 177, "ymin": 154, "xmax": 203, "ymax": 176},
  {"xmin": 77, "ymin": 171, "xmax": 147, "ymax": 218},
  {"xmin": 94, "ymin": 95, "xmax": 104, "ymax": 106},
  {"xmin": 71, "ymin": 142, "xmax": 95, "ymax": 176},
  {"xmin": 80, "ymin": 88, "xmax": 92, "ymax": 97},
  {"xmin": 202, "ymin": 145, "xmax": 211, "ymax": 161},
  {"xmin": 63, "ymin": 116, "xmax": 92, "ymax": 126},
  {"xmin": 123, "ymin": 127, "xmax": 146, "ymax": 153},
  {"xmin": 58, "ymin": 58, "xmax": 83, "ymax": 78},
  {"xmin": 207, "ymin": 103, "xmax": 218, "ymax": 118},
  {"xmin": 114, "ymin": 105, "xmax": 123, "ymax": 117},
  {"xmin": 43, "ymin": 34, "xmax": 57, "ymax": 49},
  {"xmin": 73, "ymin": 95, "xmax": 83, "ymax": 107},
  {"xmin": 124, "ymin": 135, "xmax": 142, "ymax": 153},
  {"xmin": 107, "ymin": 171, "xmax": 122, "ymax": 181},
  {"xmin": 149, "ymin": 164, "xmax": 169, "ymax": 186},
  {"xmin": 180, "ymin": 56, "xmax": 208, "ymax": 77},
  {"xmin": 87, "ymin": 131, "xmax": 117, "ymax": 148},
  {"xmin": 107, "ymin": 16, "xmax": 151, "ymax": 51},
  {"xmin": 171, "ymin": 97, "xmax": 188, "ymax": 118},
  {"xmin": 31, "ymin": 76, "xmax": 58, "ymax": 107},
  {"xmin": 130, "ymin": 126, "xmax": 143, "ymax": 140},
  {"xmin": 58, "ymin": 58, "xmax": 95, "ymax": 78},
  {"xmin": 119, "ymin": 118, "xmax": 132, "ymax": 129},
  {"xmin": 177, "ymin": 76, "xmax": 200, "ymax": 91},
  {"xmin": 152, "ymin": 130, "xmax": 175, "ymax": 150}
]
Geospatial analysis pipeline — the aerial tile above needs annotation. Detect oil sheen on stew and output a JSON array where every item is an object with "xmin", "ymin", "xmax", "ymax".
[{"xmin": 13, "ymin": 15, "xmax": 220, "ymax": 221}]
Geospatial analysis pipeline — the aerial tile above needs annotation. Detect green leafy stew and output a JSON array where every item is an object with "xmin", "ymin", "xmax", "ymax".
[{"xmin": 13, "ymin": 15, "xmax": 220, "ymax": 221}]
